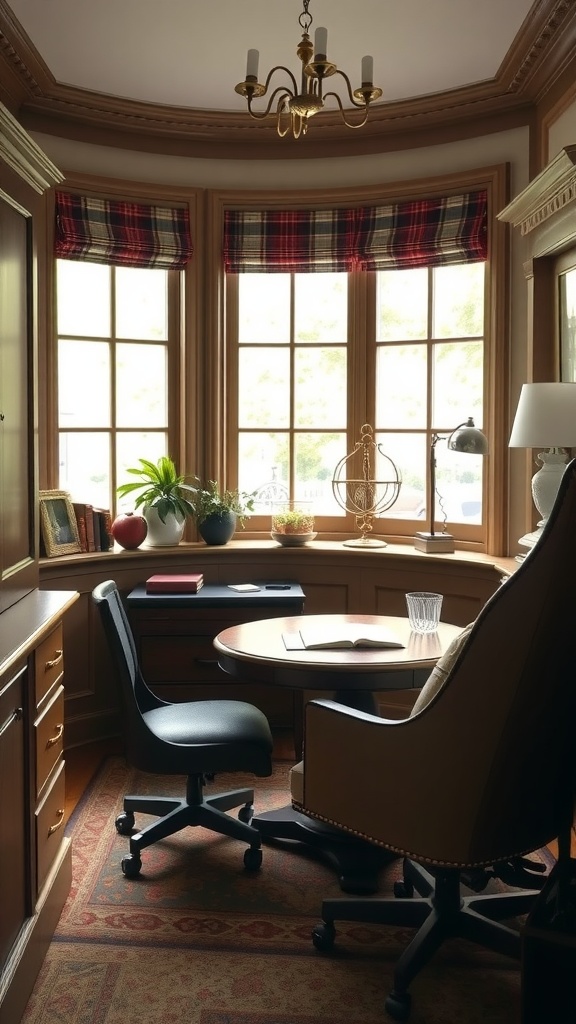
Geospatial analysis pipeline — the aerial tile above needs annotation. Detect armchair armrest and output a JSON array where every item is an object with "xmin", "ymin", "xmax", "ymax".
[{"xmin": 300, "ymin": 698, "xmax": 477, "ymax": 863}]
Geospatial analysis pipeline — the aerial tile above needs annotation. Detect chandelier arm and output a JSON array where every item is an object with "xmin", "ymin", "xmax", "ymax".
[
  {"xmin": 322, "ymin": 89, "xmax": 370, "ymax": 129},
  {"xmin": 247, "ymin": 80, "xmax": 298, "ymax": 121}
]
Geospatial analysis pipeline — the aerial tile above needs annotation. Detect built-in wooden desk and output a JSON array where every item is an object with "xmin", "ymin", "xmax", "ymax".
[{"xmin": 126, "ymin": 581, "xmax": 306, "ymax": 726}]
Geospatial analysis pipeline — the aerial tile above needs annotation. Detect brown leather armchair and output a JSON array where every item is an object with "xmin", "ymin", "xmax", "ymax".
[{"xmin": 298, "ymin": 459, "xmax": 576, "ymax": 1021}]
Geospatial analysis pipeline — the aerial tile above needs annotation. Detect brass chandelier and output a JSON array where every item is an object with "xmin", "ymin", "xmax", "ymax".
[{"xmin": 234, "ymin": 0, "xmax": 382, "ymax": 140}]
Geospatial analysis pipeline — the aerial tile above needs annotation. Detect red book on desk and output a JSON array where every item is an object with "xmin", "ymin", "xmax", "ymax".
[{"xmin": 146, "ymin": 573, "xmax": 204, "ymax": 594}]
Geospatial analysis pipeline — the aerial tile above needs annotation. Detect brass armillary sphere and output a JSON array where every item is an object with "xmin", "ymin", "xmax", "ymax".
[{"xmin": 332, "ymin": 424, "xmax": 402, "ymax": 547}]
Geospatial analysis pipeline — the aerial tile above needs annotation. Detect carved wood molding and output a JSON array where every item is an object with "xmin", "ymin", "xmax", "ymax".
[
  {"xmin": 498, "ymin": 145, "xmax": 576, "ymax": 233},
  {"xmin": 0, "ymin": 98, "xmax": 62, "ymax": 192}
]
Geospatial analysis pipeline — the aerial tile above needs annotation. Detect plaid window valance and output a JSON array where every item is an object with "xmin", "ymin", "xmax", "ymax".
[
  {"xmin": 55, "ymin": 192, "xmax": 193, "ymax": 269},
  {"xmin": 223, "ymin": 191, "xmax": 487, "ymax": 273}
]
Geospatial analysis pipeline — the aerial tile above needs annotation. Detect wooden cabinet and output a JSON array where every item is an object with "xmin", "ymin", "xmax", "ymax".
[
  {"xmin": 0, "ymin": 101, "xmax": 73, "ymax": 1024},
  {"xmin": 0, "ymin": 665, "xmax": 26, "ymax": 972},
  {"xmin": 0, "ymin": 590, "xmax": 78, "ymax": 1024}
]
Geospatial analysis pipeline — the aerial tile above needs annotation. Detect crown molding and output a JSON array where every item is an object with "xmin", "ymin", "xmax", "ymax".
[
  {"xmin": 0, "ymin": 0, "xmax": 574, "ymax": 160},
  {"xmin": 0, "ymin": 96, "xmax": 62, "ymax": 192},
  {"xmin": 498, "ymin": 144, "xmax": 576, "ymax": 233}
]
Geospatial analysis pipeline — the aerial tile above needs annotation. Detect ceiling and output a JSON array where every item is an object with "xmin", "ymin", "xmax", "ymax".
[
  {"xmin": 0, "ymin": 0, "xmax": 574, "ymax": 158},
  {"xmin": 4, "ymin": 0, "xmax": 536, "ymax": 111}
]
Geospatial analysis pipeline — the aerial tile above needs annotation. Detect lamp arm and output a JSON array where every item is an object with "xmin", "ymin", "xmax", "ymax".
[{"xmin": 428, "ymin": 433, "xmax": 443, "ymax": 537}]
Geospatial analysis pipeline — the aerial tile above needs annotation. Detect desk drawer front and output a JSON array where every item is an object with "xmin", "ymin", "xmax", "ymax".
[
  {"xmin": 35, "ymin": 685, "xmax": 64, "ymax": 795},
  {"xmin": 35, "ymin": 624, "xmax": 64, "ymax": 706},
  {"xmin": 141, "ymin": 635, "xmax": 220, "ymax": 682},
  {"xmin": 36, "ymin": 758, "xmax": 66, "ymax": 893}
]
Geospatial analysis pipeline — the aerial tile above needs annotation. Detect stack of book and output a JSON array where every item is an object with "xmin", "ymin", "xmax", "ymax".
[
  {"xmin": 73, "ymin": 503, "xmax": 114, "ymax": 552},
  {"xmin": 145, "ymin": 573, "xmax": 204, "ymax": 594}
]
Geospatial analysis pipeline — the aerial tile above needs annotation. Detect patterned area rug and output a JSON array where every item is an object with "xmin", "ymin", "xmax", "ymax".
[{"xmin": 21, "ymin": 756, "xmax": 543, "ymax": 1024}]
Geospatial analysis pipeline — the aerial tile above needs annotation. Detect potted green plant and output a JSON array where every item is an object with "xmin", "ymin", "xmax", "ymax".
[
  {"xmin": 271, "ymin": 502, "xmax": 316, "ymax": 547},
  {"xmin": 192, "ymin": 480, "xmax": 255, "ymax": 545},
  {"xmin": 116, "ymin": 456, "xmax": 195, "ymax": 546}
]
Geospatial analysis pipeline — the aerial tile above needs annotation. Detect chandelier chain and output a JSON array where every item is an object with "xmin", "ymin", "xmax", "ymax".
[{"xmin": 299, "ymin": 0, "xmax": 313, "ymax": 34}]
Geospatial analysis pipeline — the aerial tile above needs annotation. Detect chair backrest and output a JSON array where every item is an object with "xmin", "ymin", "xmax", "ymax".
[
  {"xmin": 92, "ymin": 579, "xmax": 166, "ymax": 768},
  {"xmin": 405, "ymin": 457, "xmax": 576, "ymax": 862}
]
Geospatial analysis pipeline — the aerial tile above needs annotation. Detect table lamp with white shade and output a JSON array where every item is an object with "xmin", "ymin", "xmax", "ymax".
[{"xmin": 509, "ymin": 382, "xmax": 576, "ymax": 551}]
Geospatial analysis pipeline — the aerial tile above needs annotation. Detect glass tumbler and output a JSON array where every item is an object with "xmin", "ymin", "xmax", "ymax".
[{"xmin": 406, "ymin": 592, "xmax": 443, "ymax": 633}]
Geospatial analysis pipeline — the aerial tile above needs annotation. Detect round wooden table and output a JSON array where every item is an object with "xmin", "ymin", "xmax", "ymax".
[{"xmin": 214, "ymin": 613, "xmax": 462, "ymax": 894}]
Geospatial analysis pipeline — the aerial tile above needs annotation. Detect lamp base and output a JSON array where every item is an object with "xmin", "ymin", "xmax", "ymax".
[
  {"xmin": 343, "ymin": 537, "xmax": 387, "ymax": 548},
  {"xmin": 517, "ymin": 527, "xmax": 544, "ymax": 551},
  {"xmin": 413, "ymin": 531, "xmax": 455, "ymax": 554}
]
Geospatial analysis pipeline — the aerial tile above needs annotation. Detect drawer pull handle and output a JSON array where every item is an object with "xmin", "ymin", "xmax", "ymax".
[
  {"xmin": 195, "ymin": 658, "xmax": 218, "ymax": 668},
  {"xmin": 46, "ymin": 723, "xmax": 64, "ymax": 747},
  {"xmin": 48, "ymin": 809, "xmax": 65, "ymax": 835},
  {"xmin": 0, "ymin": 707, "xmax": 23, "ymax": 738},
  {"xmin": 45, "ymin": 650, "xmax": 63, "ymax": 671}
]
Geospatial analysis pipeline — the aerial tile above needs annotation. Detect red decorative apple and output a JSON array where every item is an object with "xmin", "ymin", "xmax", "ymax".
[{"xmin": 111, "ymin": 512, "xmax": 148, "ymax": 550}]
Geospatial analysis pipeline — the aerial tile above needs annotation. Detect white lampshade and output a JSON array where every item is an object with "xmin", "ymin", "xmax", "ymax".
[
  {"xmin": 509, "ymin": 381, "xmax": 576, "ymax": 553},
  {"xmin": 509, "ymin": 382, "xmax": 576, "ymax": 448}
]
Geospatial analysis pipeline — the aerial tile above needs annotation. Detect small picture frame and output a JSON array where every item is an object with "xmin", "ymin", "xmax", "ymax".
[{"xmin": 39, "ymin": 489, "xmax": 82, "ymax": 557}]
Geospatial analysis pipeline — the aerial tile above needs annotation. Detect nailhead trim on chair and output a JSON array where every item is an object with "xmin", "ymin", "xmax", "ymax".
[{"xmin": 292, "ymin": 802, "xmax": 545, "ymax": 870}]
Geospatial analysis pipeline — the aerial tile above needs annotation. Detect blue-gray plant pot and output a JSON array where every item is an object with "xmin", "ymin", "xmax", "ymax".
[{"xmin": 198, "ymin": 511, "xmax": 237, "ymax": 545}]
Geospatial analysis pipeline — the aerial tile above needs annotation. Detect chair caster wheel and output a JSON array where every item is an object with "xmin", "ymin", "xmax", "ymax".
[
  {"xmin": 238, "ymin": 803, "xmax": 254, "ymax": 824},
  {"xmin": 312, "ymin": 922, "xmax": 336, "ymax": 952},
  {"xmin": 393, "ymin": 879, "xmax": 414, "ymax": 898},
  {"xmin": 243, "ymin": 846, "xmax": 262, "ymax": 871},
  {"xmin": 115, "ymin": 811, "xmax": 135, "ymax": 835},
  {"xmin": 384, "ymin": 990, "xmax": 411, "ymax": 1021},
  {"xmin": 121, "ymin": 854, "xmax": 142, "ymax": 878}
]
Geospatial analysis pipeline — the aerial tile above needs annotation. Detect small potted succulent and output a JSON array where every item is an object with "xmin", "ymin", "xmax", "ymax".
[
  {"xmin": 116, "ymin": 456, "xmax": 196, "ymax": 546},
  {"xmin": 192, "ymin": 480, "xmax": 256, "ymax": 545},
  {"xmin": 271, "ymin": 502, "xmax": 316, "ymax": 547}
]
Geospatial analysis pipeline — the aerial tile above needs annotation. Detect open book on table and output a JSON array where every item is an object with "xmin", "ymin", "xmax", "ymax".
[{"xmin": 298, "ymin": 623, "xmax": 405, "ymax": 651}]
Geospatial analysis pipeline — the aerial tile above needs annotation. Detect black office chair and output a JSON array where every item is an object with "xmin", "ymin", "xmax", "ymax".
[{"xmin": 92, "ymin": 580, "xmax": 274, "ymax": 877}]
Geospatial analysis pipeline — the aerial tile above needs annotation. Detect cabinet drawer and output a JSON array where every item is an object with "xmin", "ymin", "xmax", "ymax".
[
  {"xmin": 35, "ymin": 685, "xmax": 64, "ymax": 795},
  {"xmin": 36, "ymin": 758, "xmax": 66, "ymax": 893},
  {"xmin": 141, "ymin": 634, "xmax": 221, "ymax": 682},
  {"xmin": 35, "ymin": 623, "xmax": 64, "ymax": 706}
]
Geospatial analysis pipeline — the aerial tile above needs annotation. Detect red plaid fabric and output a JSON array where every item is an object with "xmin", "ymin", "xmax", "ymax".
[
  {"xmin": 55, "ymin": 192, "xmax": 193, "ymax": 269},
  {"xmin": 224, "ymin": 191, "xmax": 487, "ymax": 273}
]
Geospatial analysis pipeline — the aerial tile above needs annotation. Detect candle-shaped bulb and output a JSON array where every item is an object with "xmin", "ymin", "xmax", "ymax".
[
  {"xmin": 246, "ymin": 49, "xmax": 259, "ymax": 79},
  {"xmin": 314, "ymin": 27, "xmax": 328, "ymax": 57},
  {"xmin": 361, "ymin": 55, "xmax": 374, "ymax": 85}
]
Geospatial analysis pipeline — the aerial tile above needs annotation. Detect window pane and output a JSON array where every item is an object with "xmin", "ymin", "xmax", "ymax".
[
  {"xmin": 239, "ymin": 274, "xmax": 290, "ymax": 344},
  {"xmin": 294, "ymin": 348, "xmax": 346, "ymax": 428},
  {"xmin": 238, "ymin": 348, "xmax": 290, "ymax": 428},
  {"xmin": 59, "ymin": 432, "xmax": 110, "ymax": 508},
  {"xmin": 116, "ymin": 343, "xmax": 168, "ymax": 427},
  {"xmin": 57, "ymin": 260, "xmax": 110, "ymax": 337},
  {"xmin": 116, "ymin": 267, "xmax": 168, "ymax": 340},
  {"xmin": 435, "ymin": 450, "xmax": 484, "ymax": 524},
  {"xmin": 376, "ymin": 345, "xmax": 427, "ymax": 428},
  {"xmin": 432, "ymin": 341, "xmax": 483, "ymax": 428},
  {"xmin": 294, "ymin": 432, "xmax": 346, "ymax": 514},
  {"xmin": 58, "ymin": 340, "xmax": 110, "ymax": 427},
  {"xmin": 378, "ymin": 432, "xmax": 426, "ymax": 520},
  {"xmin": 238, "ymin": 433, "xmax": 290, "ymax": 508},
  {"xmin": 376, "ymin": 268, "xmax": 428, "ymax": 341},
  {"xmin": 433, "ymin": 263, "xmax": 484, "ymax": 338},
  {"xmin": 294, "ymin": 273, "xmax": 347, "ymax": 343},
  {"xmin": 116, "ymin": 432, "xmax": 168, "ymax": 511}
]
